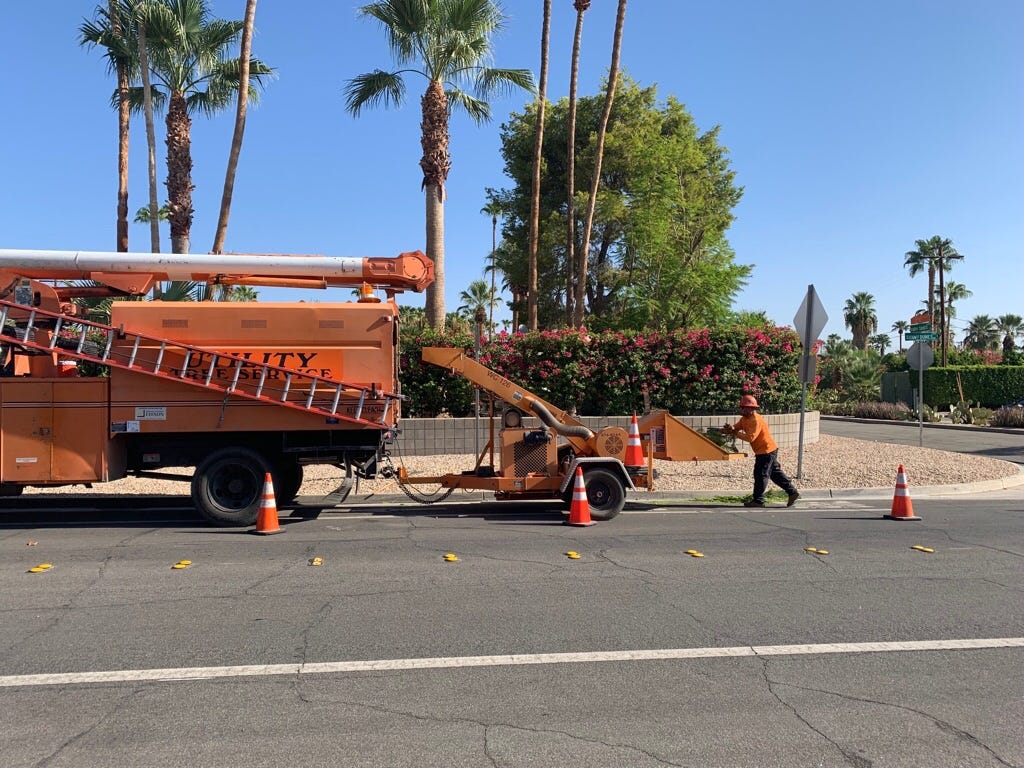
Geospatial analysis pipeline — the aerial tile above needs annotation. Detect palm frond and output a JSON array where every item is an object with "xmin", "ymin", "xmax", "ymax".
[
  {"xmin": 446, "ymin": 88, "xmax": 490, "ymax": 123},
  {"xmin": 344, "ymin": 70, "xmax": 408, "ymax": 114}
]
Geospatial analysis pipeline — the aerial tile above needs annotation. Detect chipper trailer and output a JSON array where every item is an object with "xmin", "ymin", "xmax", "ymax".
[
  {"xmin": 395, "ymin": 347, "xmax": 746, "ymax": 519},
  {"xmin": 0, "ymin": 247, "xmax": 432, "ymax": 525}
]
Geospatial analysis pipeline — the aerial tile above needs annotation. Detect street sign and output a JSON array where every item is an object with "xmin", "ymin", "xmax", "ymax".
[
  {"xmin": 794, "ymin": 285, "xmax": 827, "ymax": 350},
  {"xmin": 911, "ymin": 311, "xmax": 931, "ymax": 325},
  {"xmin": 909, "ymin": 322, "xmax": 932, "ymax": 332},
  {"xmin": 798, "ymin": 354, "xmax": 817, "ymax": 383},
  {"xmin": 906, "ymin": 341, "xmax": 934, "ymax": 370},
  {"xmin": 905, "ymin": 331, "xmax": 938, "ymax": 341}
]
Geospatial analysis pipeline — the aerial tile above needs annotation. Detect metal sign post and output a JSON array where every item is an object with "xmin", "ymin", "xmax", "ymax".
[
  {"xmin": 906, "ymin": 341, "xmax": 934, "ymax": 447},
  {"xmin": 793, "ymin": 285, "xmax": 828, "ymax": 479}
]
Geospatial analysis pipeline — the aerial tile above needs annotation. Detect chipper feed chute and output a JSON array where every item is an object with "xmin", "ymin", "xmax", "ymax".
[{"xmin": 637, "ymin": 410, "xmax": 746, "ymax": 461}]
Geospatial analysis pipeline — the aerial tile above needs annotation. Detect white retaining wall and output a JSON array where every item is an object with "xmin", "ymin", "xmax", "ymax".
[{"xmin": 393, "ymin": 411, "xmax": 819, "ymax": 456}]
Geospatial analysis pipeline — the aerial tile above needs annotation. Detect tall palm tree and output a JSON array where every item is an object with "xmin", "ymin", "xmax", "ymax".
[
  {"xmin": 574, "ymin": 0, "xmax": 627, "ymax": 328},
  {"xmin": 939, "ymin": 280, "xmax": 971, "ymax": 350},
  {"xmin": 138, "ymin": 0, "xmax": 272, "ymax": 253},
  {"xmin": 963, "ymin": 315, "xmax": 998, "ymax": 351},
  {"xmin": 564, "ymin": 0, "xmax": 590, "ymax": 327},
  {"xmin": 904, "ymin": 236, "xmax": 963, "ymax": 365},
  {"xmin": 481, "ymin": 200, "xmax": 503, "ymax": 334},
  {"xmin": 891, "ymin": 320, "xmax": 909, "ymax": 353},
  {"xmin": 869, "ymin": 333, "xmax": 891, "ymax": 356},
  {"xmin": 136, "ymin": 1, "xmax": 162, "ymax": 256},
  {"xmin": 344, "ymin": 0, "xmax": 534, "ymax": 331},
  {"xmin": 996, "ymin": 313, "xmax": 1023, "ymax": 353},
  {"xmin": 843, "ymin": 291, "xmax": 877, "ymax": 351},
  {"xmin": 526, "ymin": 0, "xmax": 551, "ymax": 331},
  {"xmin": 211, "ymin": 0, "xmax": 259, "ymax": 256},
  {"xmin": 79, "ymin": 1, "xmax": 135, "ymax": 252}
]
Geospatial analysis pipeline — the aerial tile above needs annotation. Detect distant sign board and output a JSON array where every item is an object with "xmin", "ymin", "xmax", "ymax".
[
  {"xmin": 909, "ymin": 322, "xmax": 932, "ymax": 332},
  {"xmin": 906, "ymin": 331, "xmax": 938, "ymax": 341}
]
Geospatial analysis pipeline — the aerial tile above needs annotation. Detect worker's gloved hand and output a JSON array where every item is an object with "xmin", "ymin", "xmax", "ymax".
[{"xmin": 721, "ymin": 424, "xmax": 733, "ymax": 434}]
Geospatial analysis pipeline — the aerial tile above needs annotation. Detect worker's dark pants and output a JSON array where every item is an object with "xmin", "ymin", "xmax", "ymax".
[{"xmin": 753, "ymin": 450, "xmax": 797, "ymax": 502}]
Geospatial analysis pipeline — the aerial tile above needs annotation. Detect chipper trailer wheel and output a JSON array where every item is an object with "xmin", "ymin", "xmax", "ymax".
[
  {"xmin": 192, "ymin": 447, "xmax": 273, "ymax": 527},
  {"xmin": 562, "ymin": 467, "xmax": 626, "ymax": 521}
]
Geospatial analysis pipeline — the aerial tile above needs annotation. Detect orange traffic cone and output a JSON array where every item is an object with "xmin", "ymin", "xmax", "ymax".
[
  {"xmin": 566, "ymin": 467, "xmax": 596, "ymax": 526},
  {"xmin": 253, "ymin": 473, "xmax": 284, "ymax": 534},
  {"xmin": 885, "ymin": 464, "xmax": 920, "ymax": 521},
  {"xmin": 625, "ymin": 413, "xmax": 644, "ymax": 468}
]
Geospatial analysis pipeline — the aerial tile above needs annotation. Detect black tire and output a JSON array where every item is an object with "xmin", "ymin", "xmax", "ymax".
[
  {"xmin": 582, "ymin": 467, "xmax": 626, "ymax": 521},
  {"xmin": 192, "ymin": 447, "xmax": 271, "ymax": 527},
  {"xmin": 273, "ymin": 462, "xmax": 304, "ymax": 505},
  {"xmin": 0, "ymin": 483, "xmax": 24, "ymax": 498}
]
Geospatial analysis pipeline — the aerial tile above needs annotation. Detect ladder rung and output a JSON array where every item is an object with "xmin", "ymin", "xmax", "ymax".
[
  {"xmin": 354, "ymin": 390, "xmax": 366, "ymax": 420},
  {"xmin": 330, "ymin": 385, "xmax": 342, "ymax": 415},
  {"xmin": 101, "ymin": 331, "xmax": 114, "ymax": 360},
  {"xmin": 204, "ymin": 354, "xmax": 218, "ymax": 386},
  {"xmin": 22, "ymin": 310, "xmax": 36, "ymax": 342},
  {"xmin": 379, "ymin": 396, "xmax": 391, "ymax": 424},
  {"xmin": 153, "ymin": 342, "xmax": 166, "ymax": 373},
  {"xmin": 76, "ymin": 326, "xmax": 89, "ymax": 354},
  {"xmin": 255, "ymin": 366, "xmax": 267, "ymax": 398},
  {"xmin": 229, "ymin": 359, "xmax": 243, "ymax": 392},
  {"xmin": 281, "ymin": 374, "xmax": 292, "ymax": 402},
  {"xmin": 179, "ymin": 350, "xmax": 191, "ymax": 378},
  {"xmin": 128, "ymin": 336, "xmax": 141, "ymax": 367},
  {"xmin": 49, "ymin": 318, "xmax": 64, "ymax": 350},
  {"xmin": 305, "ymin": 379, "xmax": 317, "ymax": 409}
]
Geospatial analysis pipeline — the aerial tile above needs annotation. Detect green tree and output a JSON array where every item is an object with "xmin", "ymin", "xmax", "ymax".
[
  {"xmin": 963, "ymin": 315, "xmax": 998, "ymax": 351},
  {"xmin": 996, "ymin": 313, "xmax": 1023, "ymax": 353},
  {"xmin": 526, "ymin": 0, "xmax": 552, "ymax": 330},
  {"xmin": 344, "ymin": 0, "xmax": 534, "ymax": 331},
  {"xmin": 481, "ymin": 200, "xmax": 503, "ymax": 334},
  {"xmin": 457, "ymin": 279, "xmax": 502, "ymax": 330},
  {"xmin": 843, "ymin": 291, "xmax": 877, "ymax": 351},
  {"xmin": 136, "ymin": 0, "xmax": 272, "ymax": 253},
  {"xmin": 564, "ymin": 0, "xmax": 591, "ymax": 327},
  {"xmin": 891, "ymin": 320, "xmax": 908, "ymax": 352},
  {"xmin": 495, "ymin": 77, "xmax": 746, "ymax": 330}
]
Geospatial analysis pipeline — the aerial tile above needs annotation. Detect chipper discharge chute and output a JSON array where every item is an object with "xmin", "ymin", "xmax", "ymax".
[{"xmin": 638, "ymin": 410, "xmax": 746, "ymax": 462}]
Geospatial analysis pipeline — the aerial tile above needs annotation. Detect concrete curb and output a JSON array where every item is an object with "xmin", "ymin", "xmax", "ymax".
[{"xmin": 821, "ymin": 415, "xmax": 1024, "ymax": 436}]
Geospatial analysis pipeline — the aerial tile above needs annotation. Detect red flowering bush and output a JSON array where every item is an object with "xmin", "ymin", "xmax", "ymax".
[{"xmin": 400, "ymin": 324, "xmax": 802, "ymax": 417}]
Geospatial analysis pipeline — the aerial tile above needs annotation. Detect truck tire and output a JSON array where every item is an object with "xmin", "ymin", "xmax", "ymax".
[
  {"xmin": 583, "ymin": 467, "xmax": 626, "ymax": 521},
  {"xmin": 192, "ymin": 447, "xmax": 272, "ymax": 527}
]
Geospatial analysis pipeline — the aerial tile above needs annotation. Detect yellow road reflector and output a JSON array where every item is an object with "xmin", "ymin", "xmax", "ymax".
[
  {"xmin": 816, "ymin": 550, "xmax": 829, "ymax": 555},
  {"xmin": 309, "ymin": 557, "xmax": 323, "ymax": 566},
  {"xmin": 911, "ymin": 546, "xmax": 934, "ymax": 553},
  {"xmin": 690, "ymin": 552, "xmax": 704, "ymax": 558},
  {"xmin": 176, "ymin": 560, "xmax": 192, "ymax": 566},
  {"xmin": 443, "ymin": 553, "xmax": 459, "ymax": 562},
  {"xmin": 564, "ymin": 550, "xmax": 578, "ymax": 557},
  {"xmin": 27, "ymin": 566, "xmax": 48, "ymax": 573},
  {"xmin": 804, "ymin": 547, "xmax": 818, "ymax": 552},
  {"xmin": 685, "ymin": 549, "xmax": 698, "ymax": 555},
  {"xmin": 171, "ymin": 563, "xmax": 189, "ymax": 570},
  {"xmin": 567, "ymin": 553, "xmax": 581, "ymax": 560},
  {"xmin": 37, "ymin": 563, "xmax": 53, "ymax": 569},
  {"xmin": 26, "ymin": 541, "xmax": 38, "ymax": 546}
]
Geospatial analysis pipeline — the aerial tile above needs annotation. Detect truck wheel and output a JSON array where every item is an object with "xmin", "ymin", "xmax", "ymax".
[
  {"xmin": 583, "ymin": 468, "xmax": 625, "ymax": 520},
  {"xmin": 192, "ymin": 447, "xmax": 271, "ymax": 527},
  {"xmin": 273, "ymin": 462, "xmax": 304, "ymax": 505}
]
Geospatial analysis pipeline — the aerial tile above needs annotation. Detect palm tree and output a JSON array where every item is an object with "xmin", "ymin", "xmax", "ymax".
[
  {"xmin": 79, "ymin": 1, "xmax": 134, "ymax": 252},
  {"xmin": 136, "ymin": 2, "xmax": 162, "ymax": 255},
  {"xmin": 574, "ymin": 0, "xmax": 628, "ymax": 328},
  {"xmin": 891, "ymin": 320, "xmax": 909, "ymax": 352},
  {"xmin": 904, "ymin": 236, "xmax": 963, "ymax": 366},
  {"xmin": 481, "ymin": 200, "xmax": 503, "ymax": 334},
  {"xmin": 564, "ymin": 0, "xmax": 590, "ymax": 328},
  {"xmin": 939, "ymin": 280, "xmax": 971, "ymax": 350},
  {"xmin": 869, "ymin": 333, "xmax": 891, "ymax": 356},
  {"xmin": 963, "ymin": 315, "xmax": 998, "ymax": 351},
  {"xmin": 211, "ymin": 0, "xmax": 259, "ymax": 255},
  {"xmin": 996, "ymin": 313, "xmax": 1023, "ymax": 353},
  {"xmin": 526, "ymin": 0, "xmax": 552, "ymax": 331},
  {"xmin": 138, "ymin": 0, "xmax": 272, "ymax": 253},
  {"xmin": 457, "ymin": 279, "xmax": 502, "ymax": 328},
  {"xmin": 843, "ymin": 292, "xmax": 877, "ymax": 351},
  {"xmin": 344, "ymin": 0, "xmax": 534, "ymax": 331}
]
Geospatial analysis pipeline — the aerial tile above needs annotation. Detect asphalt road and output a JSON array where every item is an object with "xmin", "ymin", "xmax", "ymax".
[
  {"xmin": 2, "ymin": 489, "xmax": 1022, "ymax": 767},
  {"xmin": 820, "ymin": 417, "xmax": 1024, "ymax": 465}
]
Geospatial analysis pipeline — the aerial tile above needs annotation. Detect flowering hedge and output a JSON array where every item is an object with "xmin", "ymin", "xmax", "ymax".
[{"xmin": 400, "ymin": 326, "xmax": 802, "ymax": 417}]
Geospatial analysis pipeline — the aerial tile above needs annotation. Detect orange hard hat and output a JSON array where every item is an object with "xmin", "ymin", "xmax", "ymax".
[{"xmin": 739, "ymin": 394, "xmax": 759, "ymax": 408}]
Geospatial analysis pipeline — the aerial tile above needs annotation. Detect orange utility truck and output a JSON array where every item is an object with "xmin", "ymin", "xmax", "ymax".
[{"xmin": 0, "ymin": 248, "xmax": 432, "ymax": 525}]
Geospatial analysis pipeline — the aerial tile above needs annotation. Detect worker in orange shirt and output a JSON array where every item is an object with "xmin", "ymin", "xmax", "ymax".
[{"xmin": 722, "ymin": 394, "xmax": 800, "ymax": 508}]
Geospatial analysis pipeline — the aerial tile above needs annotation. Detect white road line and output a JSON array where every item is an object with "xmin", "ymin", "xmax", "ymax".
[{"xmin": 2, "ymin": 638, "xmax": 1021, "ymax": 689}]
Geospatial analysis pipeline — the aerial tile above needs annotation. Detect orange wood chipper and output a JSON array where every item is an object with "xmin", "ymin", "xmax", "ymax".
[
  {"xmin": 395, "ymin": 347, "xmax": 745, "ymax": 519},
  {"xmin": 0, "ymin": 247, "xmax": 432, "ymax": 525}
]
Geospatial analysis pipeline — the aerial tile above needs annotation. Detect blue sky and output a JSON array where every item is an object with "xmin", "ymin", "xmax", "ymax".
[{"xmin": 2, "ymin": 1, "xmax": 1021, "ymax": 344}]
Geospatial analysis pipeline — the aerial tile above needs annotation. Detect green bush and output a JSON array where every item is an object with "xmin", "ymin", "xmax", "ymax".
[{"xmin": 924, "ymin": 366, "xmax": 1024, "ymax": 408}]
